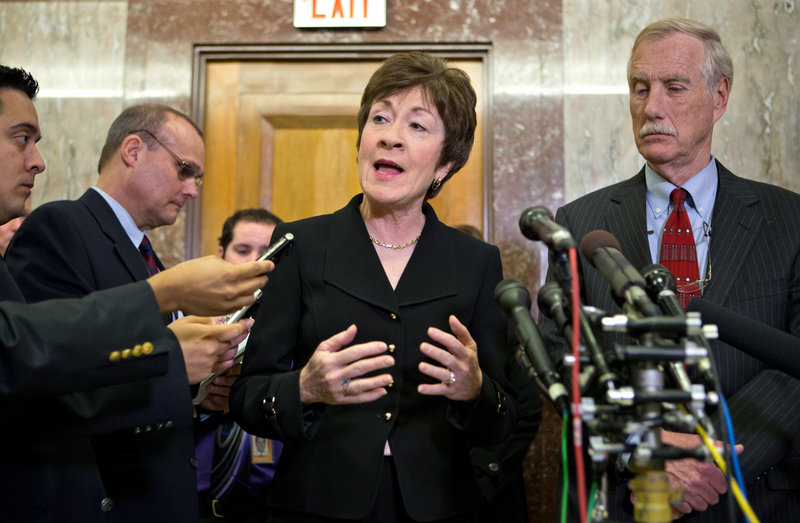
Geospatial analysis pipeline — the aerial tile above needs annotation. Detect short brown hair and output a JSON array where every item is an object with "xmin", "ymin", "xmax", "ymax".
[
  {"xmin": 97, "ymin": 103, "xmax": 203, "ymax": 173},
  {"xmin": 356, "ymin": 52, "xmax": 477, "ymax": 198}
]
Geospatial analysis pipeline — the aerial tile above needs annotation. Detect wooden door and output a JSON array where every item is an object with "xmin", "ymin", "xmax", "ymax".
[{"xmin": 191, "ymin": 46, "xmax": 489, "ymax": 257}]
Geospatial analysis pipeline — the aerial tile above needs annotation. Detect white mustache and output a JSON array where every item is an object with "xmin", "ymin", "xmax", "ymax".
[{"xmin": 639, "ymin": 121, "xmax": 676, "ymax": 137}]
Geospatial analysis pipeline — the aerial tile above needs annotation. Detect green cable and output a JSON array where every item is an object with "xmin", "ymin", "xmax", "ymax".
[
  {"xmin": 587, "ymin": 481, "xmax": 597, "ymax": 523},
  {"xmin": 561, "ymin": 412, "xmax": 569, "ymax": 523}
]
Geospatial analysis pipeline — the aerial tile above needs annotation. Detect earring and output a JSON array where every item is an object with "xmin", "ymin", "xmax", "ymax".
[{"xmin": 431, "ymin": 178, "xmax": 442, "ymax": 193}]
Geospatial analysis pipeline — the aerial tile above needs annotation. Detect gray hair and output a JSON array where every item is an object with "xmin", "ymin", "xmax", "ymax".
[{"xmin": 629, "ymin": 18, "xmax": 734, "ymax": 92}]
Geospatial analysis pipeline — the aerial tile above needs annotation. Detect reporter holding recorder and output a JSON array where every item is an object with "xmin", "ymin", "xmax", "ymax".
[
  {"xmin": 0, "ymin": 64, "xmax": 273, "ymax": 522},
  {"xmin": 5, "ymin": 96, "xmax": 273, "ymax": 520},
  {"xmin": 231, "ymin": 51, "xmax": 519, "ymax": 523}
]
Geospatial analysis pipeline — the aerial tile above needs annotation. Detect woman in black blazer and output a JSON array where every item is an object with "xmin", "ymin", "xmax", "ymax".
[{"xmin": 231, "ymin": 51, "xmax": 519, "ymax": 523}]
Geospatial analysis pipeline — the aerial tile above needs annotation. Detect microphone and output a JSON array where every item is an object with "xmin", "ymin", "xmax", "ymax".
[
  {"xmin": 519, "ymin": 206, "xmax": 576, "ymax": 253},
  {"xmin": 640, "ymin": 263, "xmax": 718, "ymax": 395},
  {"xmin": 640, "ymin": 263, "xmax": 684, "ymax": 318},
  {"xmin": 537, "ymin": 282, "xmax": 573, "ymax": 340},
  {"xmin": 538, "ymin": 282, "xmax": 617, "ymax": 390},
  {"xmin": 495, "ymin": 278, "xmax": 570, "ymax": 412},
  {"xmin": 580, "ymin": 230, "xmax": 661, "ymax": 318},
  {"xmin": 687, "ymin": 299, "xmax": 800, "ymax": 380}
]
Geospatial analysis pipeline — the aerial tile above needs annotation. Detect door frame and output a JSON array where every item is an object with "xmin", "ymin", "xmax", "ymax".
[{"xmin": 188, "ymin": 43, "xmax": 494, "ymax": 259}]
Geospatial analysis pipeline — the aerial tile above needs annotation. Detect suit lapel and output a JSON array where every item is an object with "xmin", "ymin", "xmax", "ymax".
[
  {"xmin": 324, "ymin": 196, "xmax": 457, "ymax": 312},
  {"xmin": 325, "ymin": 196, "xmax": 399, "ymax": 312},
  {"xmin": 702, "ymin": 162, "xmax": 763, "ymax": 305},
  {"xmin": 79, "ymin": 190, "xmax": 152, "ymax": 282},
  {"xmin": 603, "ymin": 170, "xmax": 652, "ymax": 270},
  {"xmin": 394, "ymin": 204, "xmax": 458, "ymax": 307}
]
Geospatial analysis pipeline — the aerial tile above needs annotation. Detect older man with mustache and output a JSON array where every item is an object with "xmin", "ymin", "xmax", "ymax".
[{"xmin": 540, "ymin": 18, "xmax": 800, "ymax": 522}]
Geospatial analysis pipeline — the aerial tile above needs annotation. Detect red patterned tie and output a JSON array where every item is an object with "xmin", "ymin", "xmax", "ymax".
[
  {"xmin": 139, "ymin": 235, "xmax": 160, "ymax": 276},
  {"xmin": 659, "ymin": 188, "xmax": 700, "ymax": 309}
]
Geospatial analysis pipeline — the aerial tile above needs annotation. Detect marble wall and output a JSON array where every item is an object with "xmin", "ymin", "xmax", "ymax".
[{"xmin": 2, "ymin": 0, "xmax": 798, "ymax": 520}]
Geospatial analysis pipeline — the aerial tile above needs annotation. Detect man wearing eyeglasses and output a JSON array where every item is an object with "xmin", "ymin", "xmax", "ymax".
[
  {"xmin": 539, "ymin": 18, "xmax": 800, "ymax": 522},
  {"xmin": 5, "ymin": 103, "xmax": 232, "ymax": 521}
]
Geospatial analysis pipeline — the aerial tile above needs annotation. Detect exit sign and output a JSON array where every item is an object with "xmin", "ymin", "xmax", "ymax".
[{"xmin": 293, "ymin": 0, "xmax": 386, "ymax": 28}]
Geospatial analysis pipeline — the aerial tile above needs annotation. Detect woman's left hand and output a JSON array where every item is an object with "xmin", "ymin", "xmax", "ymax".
[{"xmin": 417, "ymin": 315, "xmax": 482, "ymax": 402}]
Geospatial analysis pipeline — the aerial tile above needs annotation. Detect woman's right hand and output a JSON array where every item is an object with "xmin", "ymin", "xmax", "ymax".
[{"xmin": 298, "ymin": 324, "xmax": 394, "ymax": 405}]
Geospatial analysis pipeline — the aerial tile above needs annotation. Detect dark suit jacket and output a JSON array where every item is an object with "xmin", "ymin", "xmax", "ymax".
[
  {"xmin": 470, "ymin": 347, "xmax": 541, "ymax": 523},
  {"xmin": 6, "ymin": 188, "xmax": 198, "ymax": 522},
  {"xmin": 0, "ymin": 252, "xmax": 188, "ymax": 522},
  {"xmin": 540, "ymin": 161, "xmax": 800, "ymax": 522},
  {"xmin": 0, "ymin": 273, "xmax": 173, "ymax": 406},
  {"xmin": 230, "ymin": 195, "xmax": 519, "ymax": 520}
]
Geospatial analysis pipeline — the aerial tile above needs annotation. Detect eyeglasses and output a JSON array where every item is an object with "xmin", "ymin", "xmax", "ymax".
[
  {"xmin": 675, "ymin": 266, "xmax": 711, "ymax": 294},
  {"xmin": 130, "ymin": 129, "xmax": 204, "ymax": 187}
]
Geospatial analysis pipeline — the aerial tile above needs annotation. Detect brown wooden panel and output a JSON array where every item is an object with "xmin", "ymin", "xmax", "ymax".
[
  {"xmin": 203, "ymin": 62, "xmax": 241, "ymax": 257},
  {"xmin": 236, "ymin": 96, "xmax": 266, "ymax": 211},
  {"xmin": 272, "ymin": 127, "xmax": 361, "ymax": 221}
]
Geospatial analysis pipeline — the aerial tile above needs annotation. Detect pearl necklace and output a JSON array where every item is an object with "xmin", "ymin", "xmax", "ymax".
[{"xmin": 369, "ymin": 234, "xmax": 421, "ymax": 250}]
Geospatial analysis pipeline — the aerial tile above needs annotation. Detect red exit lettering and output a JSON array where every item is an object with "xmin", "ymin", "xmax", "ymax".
[{"xmin": 312, "ymin": 0, "xmax": 369, "ymax": 19}]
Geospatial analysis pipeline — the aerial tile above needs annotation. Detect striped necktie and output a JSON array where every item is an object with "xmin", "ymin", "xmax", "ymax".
[
  {"xmin": 659, "ymin": 188, "xmax": 701, "ymax": 309},
  {"xmin": 139, "ymin": 235, "xmax": 160, "ymax": 276}
]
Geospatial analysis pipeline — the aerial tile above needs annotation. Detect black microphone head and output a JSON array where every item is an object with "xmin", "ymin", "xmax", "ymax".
[
  {"xmin": 580, "ymin": 230, "xmax": 621, "ymax": 267},
  {"xmin": 641, "ymin": 263, "xmax": 677, "ymax": 294},
  {"xmin": 537, "ymin": 282, "xmax": 564, "ymax": 319},
  {"xmin": 519, "ymin": 206, "xmax": 555, "ymax": 242},
  {"xmin": 494, "ymin": 278, "xmax": 532, "ymax": 315}
]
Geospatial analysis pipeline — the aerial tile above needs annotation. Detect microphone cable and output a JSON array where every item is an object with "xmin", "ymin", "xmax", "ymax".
[
  {"xmin": 720, "ymin": 393, "xmax": 749, "ymax": 520},
  {"xmin": 684, "ymin": 402, "xmax": 759, "ymax": 522},
  {"xmin": 569, "ymin": 246, "xmax": 588, "ymax": 523},
  {"xmin": 555, "ymin": 246, "xmax": 588, "ymax": 523}
]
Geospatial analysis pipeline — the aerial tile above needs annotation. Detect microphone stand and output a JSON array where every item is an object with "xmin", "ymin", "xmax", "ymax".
[
  {"xmin": 627, "ymin": 332, "xmax": 678, "ymax": 523},
  {"xmin": 541, "ymin": 239, "xmax": 725, "ymax": 522},
  {"xmin": 537, "ymin": 232, "xmax": 711, "ymax": 522},
  {"xmin": 604, "ymin": 324, "xmax": 717, "ymax": 522},
  {"xmin": 549, "ymin": 252, "xmax": 618, "ymax": 392}
]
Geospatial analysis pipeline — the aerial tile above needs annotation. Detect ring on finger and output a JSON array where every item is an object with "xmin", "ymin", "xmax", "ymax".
[
  {"xmin": 444, "ymin": 369, "xmax": 456, "ymax": 386},
  {"xmin": 342, "ymin": 378, "xmax": 351, "ymax": 394}
]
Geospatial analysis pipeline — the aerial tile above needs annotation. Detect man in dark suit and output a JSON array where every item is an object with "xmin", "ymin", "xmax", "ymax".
[
  {"xmin": 6, "ymin": 102, "xmax": 266, "ymax": 522},
  {"xmin": 0, "ymin": 65, "xmax": 274, "ymax": 521},
  {"xmin": 540, "ymin": 18, "xmax": 800, "ymax": 522}
]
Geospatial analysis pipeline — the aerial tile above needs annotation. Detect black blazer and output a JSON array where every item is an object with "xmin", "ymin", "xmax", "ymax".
[
  {"xmin": 231, "ymin": 195, "xmax": 519, "ymax": 520},
  {"xmin": 6, "ymin": 189, "xmax": 198, "ymax": 522},
  {"xmin": 0, "ymin": 275, "xmax": 174, "ymax": 407},
  {"xmin": 0, "ymin": 278, "xmax": 185, "ymax": 523},
  {"xmin": 540, "ymin": 161, "xmax": 800, "ymax": 522}
]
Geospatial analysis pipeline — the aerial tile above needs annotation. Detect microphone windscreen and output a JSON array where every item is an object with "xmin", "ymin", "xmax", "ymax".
[
  {"xmin": 687, "ymin": 298, "xmax": 800, "ymax": 380},
  {"xmin": 641, "ymin": 263, "xmax": 678, "ymax": 293},
  {"xmin": 494, "ymin": 278, "xmax": 532, "ymax": 312},
  {"xmin": 580, "ymin": 230, "xmax": 622, "ymax": 264},
  {"xmin": 519, "ymin": 206, "xmax": 554, "ymax": 242}
]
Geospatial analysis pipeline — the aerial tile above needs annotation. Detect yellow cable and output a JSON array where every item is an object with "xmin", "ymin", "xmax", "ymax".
[{"xmin": 693, "ymin": 421, "xmax": 760, "ymax": 523}]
